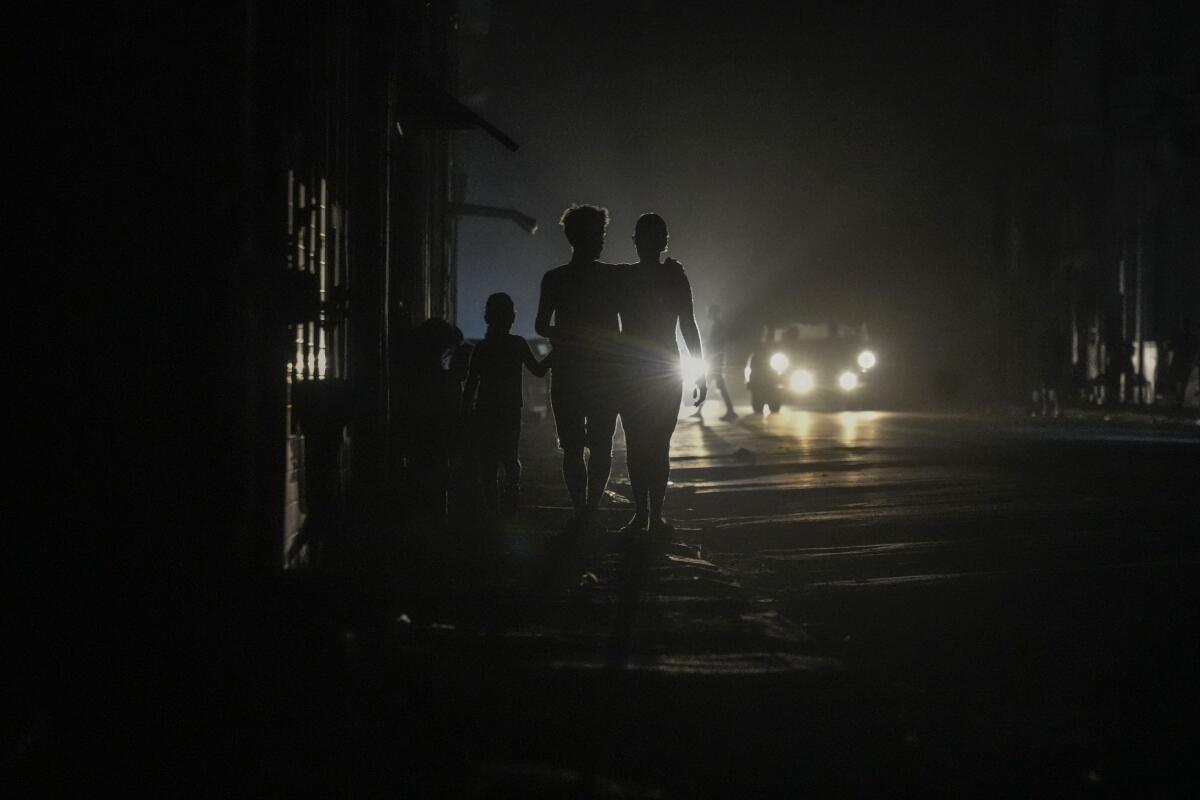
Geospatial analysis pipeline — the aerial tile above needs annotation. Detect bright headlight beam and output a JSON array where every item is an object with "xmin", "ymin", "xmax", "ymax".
[
  {"xmin": 838, "ymin": 371, "xmax": 859, "ymax": 391},
  {"xmin": 857, "ymin": 350, "xmax": 876, "ymax": 370},
  {"xmin": 769, "ymin": 352, "xmax": 789, "ymax": 373},
  {"xmin": 789, "ymin": 369, "xmax": 814, "ymax": 394}
]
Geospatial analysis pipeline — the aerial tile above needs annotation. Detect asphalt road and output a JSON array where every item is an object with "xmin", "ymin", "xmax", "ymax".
[{"xmin": 618, "ymin": 407, "xmax": 1200, "ymax": 796}]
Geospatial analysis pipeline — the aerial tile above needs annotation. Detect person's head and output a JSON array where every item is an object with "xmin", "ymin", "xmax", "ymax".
[
  {"xmin": 633, "ymin": 213, "xmax": 668, "ymax": 262},
  {"xmin": 484, "ymin": 292, "xmax": 516, "ymax": 333},
  {"xmin": 708, "ymin": 304, "xmax": 722, "ymax": 322},
  {"xmin": 559, "ymin": 204, "xmax": 609, "ymax": 261}
]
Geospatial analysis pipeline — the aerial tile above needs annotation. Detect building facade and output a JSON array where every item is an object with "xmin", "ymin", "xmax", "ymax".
[{"xmin": 994, "ymin": 0, "xmax": 1200, "ymax": 408}]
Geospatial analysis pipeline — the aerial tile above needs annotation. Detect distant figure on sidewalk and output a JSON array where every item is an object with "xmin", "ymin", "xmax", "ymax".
[
  {"xmin": 535, "ymin": 205, "xmax": 623, "ymax": 527},
  {"xmin": 691, "ymin": 303, "xmax": 736, "ymax": 421},
  {"xmin": 1167, "ymin": 315, "xmax": 1198, "ymax": 408},
  {"xmin": 1102, "ymin": 315, "xmax": 1136, "ymax": 405},
  {"xmin": 1034, "ymin": 320, "xmax": 1062, "ymax": 418},
  {"xmin": 618, "ymin": 213, "xmax": 706, "ymax": 536},
  {"xmin": 462, "ymin": 293, "xmax": 548, "ymax": 517}
]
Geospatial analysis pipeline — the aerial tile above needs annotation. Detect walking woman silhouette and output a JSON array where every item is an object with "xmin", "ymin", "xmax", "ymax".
[{"xmin": 617, "ymin": 213, "xmax": 706, "ymax": 536}]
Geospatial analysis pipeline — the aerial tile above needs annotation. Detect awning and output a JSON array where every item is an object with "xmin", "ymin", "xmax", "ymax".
[{"xmin": 397, "ymin": 76, "xmax": 519, "ymax": 152}]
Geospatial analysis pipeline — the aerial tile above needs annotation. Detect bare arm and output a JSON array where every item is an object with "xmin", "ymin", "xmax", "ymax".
[
  {"xmin": 673, "ymin": 260, "xmax": 703, "ymax": 362},
  {"xmin": 534, "ymin": 273, "xmax": 555, "ymax": 340},
  {"xmin": 671, "ymin": 259, "xmax": 708, "ymax": 406},
  {"xmin": 462, "ymin": 347, "xmax": 481, "ymax": 413},
  {"xmin": 520, "ymin": 338, "xmax": 548, "ymax": 378}
]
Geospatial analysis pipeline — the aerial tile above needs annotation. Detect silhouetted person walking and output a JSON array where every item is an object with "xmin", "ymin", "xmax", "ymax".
[
  {"xmin": 463, "ymin": 293, "xmax": 548, "ymax": 517},
  {"xmin": 1035, "ymin": 320, "xmax": 1062, "ymax": 418},
  {"xmin": 535, "ymin": 205, "xmax": 622, "ymax": 526},
  {"xmin": 618, "ymin": 213, "xmax": 706, "ymax": 536},
  {"xmin": 1167, "ymin": 316, "xmax": 1197, "ymax": 408},
  {"xmin": 691, "ymin": 303, "xmax": 736, "ymax": 421},
  {"xmin": 1102, "ymin": 315, "xmax": 1135, "ymax": 405}
]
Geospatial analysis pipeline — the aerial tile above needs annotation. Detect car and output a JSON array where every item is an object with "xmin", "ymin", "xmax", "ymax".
[{"xmin": 744, "ymin": 322, "xmax": 878, "ymax": 412}]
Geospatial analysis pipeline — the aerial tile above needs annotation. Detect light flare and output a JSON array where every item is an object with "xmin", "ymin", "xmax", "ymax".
[
  {"xmin": 680, "ymin": 355, "xmax": 708, "ymax": 384},
  {"xmin": 789, "ymin": 369, "xmax": 814, "ymax": 393}
]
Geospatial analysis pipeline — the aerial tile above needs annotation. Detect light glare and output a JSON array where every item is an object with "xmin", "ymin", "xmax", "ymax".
[
  {"xmin": 857, "ymin": 350, "xmax": 877, "ymax": 370},
  {"xmin": 769, "ymin": 352, "xmax": 789, "ymax": 373},
  {"xmin": 681, "ymin": 356, "xmax": 708, "ymax": 384},
  {"xmin": 789, "ymin": 369, "xmax": 814, "ymax": 393},
  {"xmin": 838, "ymin": 371, "xmax": 859, "ymax": 391}
]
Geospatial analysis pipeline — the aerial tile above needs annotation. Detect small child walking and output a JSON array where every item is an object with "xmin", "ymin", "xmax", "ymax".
[{"xmin": 463, "ymin": 293, "xmax": 548, "ymax": 516}]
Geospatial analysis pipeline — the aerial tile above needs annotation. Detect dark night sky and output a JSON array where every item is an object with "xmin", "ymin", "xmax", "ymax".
[{"xmin": 457, "ymin": 1, "xmax": 1020, "ymax": 384}]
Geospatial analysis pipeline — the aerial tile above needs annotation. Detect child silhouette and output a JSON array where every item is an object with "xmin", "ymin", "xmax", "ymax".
[{"xmin": 463, "ymin": 293, "xmax": 549, "ymax": 516}]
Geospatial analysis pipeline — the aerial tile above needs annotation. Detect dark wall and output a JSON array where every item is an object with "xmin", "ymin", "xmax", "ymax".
[{"xmin": 15, "ymin": 2, "xmax": 462, "ymax": 786}]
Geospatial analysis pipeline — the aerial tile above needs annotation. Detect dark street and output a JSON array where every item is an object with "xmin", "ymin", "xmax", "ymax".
[
  {"xmin": 430, "ymin": 408, "xmax": 1200, "ymax": 796},
  {"xmin": 18, "ymin": 0, "xmax": 1200, "ymax": 795},
  {"xmin": 177, "ymin": 409, "xmax": 1197, "ymax": 796},
  {"xmin": 648, "ymin": 409, "xmax": 1199, "ymax": 794}
]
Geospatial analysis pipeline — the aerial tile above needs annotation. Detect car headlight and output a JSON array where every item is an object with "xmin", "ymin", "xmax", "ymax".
[
  {"xmin": 838, "ymin": 371, "xmax": 859, "ymax": 391},
  {"xmin": 680, "ymin": 356, "xmax": 707, "ymax": 384},
  {"xmin": 769, "ymin": 352, "xmax": 789, "ymax": 373},
  {"xmin": 857, "ymin": 350, "xmax": 877, "ymax": 370},
  {"xmin": 789, "ymin": 369, "xmax": 814, "ymax": 394}
]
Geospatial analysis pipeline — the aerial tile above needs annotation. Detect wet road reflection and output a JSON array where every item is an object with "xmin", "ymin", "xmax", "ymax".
[
  {"xmin": 653, "ymin": 406, "xmax": 1199, "ymax": 793},
  {"xmin": 666, "ymin": 405, "xmax": 1199, "ymax": 557}
]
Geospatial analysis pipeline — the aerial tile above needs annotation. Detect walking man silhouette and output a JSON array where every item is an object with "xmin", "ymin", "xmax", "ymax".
[{"xmin": 535, "ymin": 205, "xmax": 622, "ymax": 527}]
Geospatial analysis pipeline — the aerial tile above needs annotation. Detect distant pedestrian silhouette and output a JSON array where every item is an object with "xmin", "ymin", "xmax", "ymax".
[
  {"xmin": 617, "ymin": 213, "xmax": 706, "ymax": 536},
  {"xmin": 535, "ymin": 205, "xmax": 623, "ymax": 526},
  {"xmin": 1167, "ymin": 315, "xmax": 1197, "ymax": 408},
  {"xmin": 1034, "ymin": 320, "xmax": 1062, "ymax": 418},
  {"xmin": 692, "ymin": 303, "xmax": 736, "ymax": 421},
  {"xmin": 463, "ymin": 293, "xmax": 548, "ymax": 517}
]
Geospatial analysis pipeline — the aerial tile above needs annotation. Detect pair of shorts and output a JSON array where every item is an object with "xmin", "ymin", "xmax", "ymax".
[{"xmin": 550, "ymin": 364, "xmax": 618, "ymax": 453}]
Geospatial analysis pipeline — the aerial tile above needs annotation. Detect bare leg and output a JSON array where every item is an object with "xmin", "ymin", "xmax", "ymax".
[
  {"xmin": 647, "ymin": 400, "xmax": 678, "ymax": 532},
  {"xmin": 623, "ymin": 432, "xmax": 650, "ymax": 532},
  {"xmin": 479, "ymin": 453, "xmax": 500, "ymax": 516},
  {"xmin": 585, "ymin": 445, "xmax": 612, "ymax": 510},
  {"xmin": 716, "ymin": 373, "xmax": 735, "ymax": 418},
  {"xmin": 501, "ymin": 457, "xmax": 521, "ymax": 512},
  {"xmin": 647, "ymin": 438, "xmax": 673, "ymax": 534},
  {"xmin": 562, "ymin": 448, "xmax": 586, "ymax": 512},
  {"xmin": 584, "ymin": 411, "xmax": 617, "ymax": 511}
]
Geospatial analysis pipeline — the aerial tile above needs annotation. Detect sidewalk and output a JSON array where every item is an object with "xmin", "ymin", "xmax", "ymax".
[
  {"xmin": 1007, "ymin": 403, "xmax": 1200, "ymax": 430},
  {"xmin": 1058, "ymin": 405, "xmax": 1200, "ymax": 428}
]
